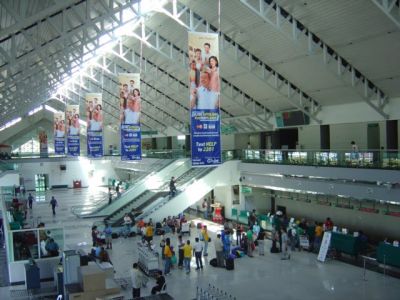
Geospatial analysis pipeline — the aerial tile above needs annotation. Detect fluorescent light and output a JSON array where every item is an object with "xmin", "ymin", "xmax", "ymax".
[
  {"xmin": 44, "ymin": 105, "xmax": 59, "ymax": 113},
  {"xmin": 28, "ymin": 105, "xmax": 43, "ymax": 116},
  {"xmin": 0, "ymin": 117, "xmax": 22, "ymax": 132},
  {"xmin": 177, "ymin": 135, "xmax": 186, "ymax": 140}
]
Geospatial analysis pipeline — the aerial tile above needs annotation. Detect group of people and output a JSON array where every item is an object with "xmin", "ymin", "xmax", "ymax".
[
  {"xmin": 189, "ymin": 42, "xmax": 220, "ymax": 110},
  {"xmin": 66, "ymin": 107, "xmax": 80, "ymax": 135},
  {"xmin": 86, "ymin": 98, "xmax": 103, "ymax": 131},
  {"xmin": 120, "ymin": 80, "xmax": 141, "ymax": 125},
  {"xmin": 53, "ymin": 117, "xmax": 65, "ymax": 138}
]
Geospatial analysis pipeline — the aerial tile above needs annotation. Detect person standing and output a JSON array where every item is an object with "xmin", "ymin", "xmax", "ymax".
[
  {"xmin": 145, "ymin": 223, "xmax": 154, "ymax": 244},
  {"xmin": 193, "ymin": 237, "xmax": 203, "ymax": 270},
  {"xmin": 49, "ymin": 196, "xmax": 57, "ymax": 216},
  {"xmin": 131, "ymin": 262, "xmax": 143, "ymax": 299},
  {"xmin": 123, "ymin": 214, "xmax": 132, "ymax": 238},
  {"xmin": 28, "ymin": 193, "xmax": 34, "ymax": 209},
  {"xmin": 201, "ymin": 225, "xmax": 209, "ymax": 256},
  {"xmin": 116, "ymin": 184, "xmax": 121, "ymax": 198},
  {"xmin": 202, "ymin": 199, "xmax": 209, "ymax": 219},
  {"xmin": 177, "ymin": 235, "xmax": 185, "ymax": 269},
  {"xmin": 214, "ymin": 234, "xmax": 224, "ymax": 267},
  {"xmin": 183, "ymin": 240, "xmax": 192, "ymax": 274},
  {"xmin": 281, "ymin": 228, "xmax": 290, "ymax": 260},
  {"xmin": 169, "ymin": 177, "xmax": 177, "ymax": 197},
  {"xmin": 108, "ymin": 187, "xmax": 112, "ymax": 205},
  {"xmin": 104, "ymin": 223, "xmax": 113, "ymax": 250},
  {"xmin": 163, "ymin": 238, "xmax": 173, "ymax": 275},
  {"xmin": 258, "ymin": 232, "xmax": 265, "ymax": 256},
  {"xmin": 246, "ymin": 228, "xmax": 254, "ymax": 257}
]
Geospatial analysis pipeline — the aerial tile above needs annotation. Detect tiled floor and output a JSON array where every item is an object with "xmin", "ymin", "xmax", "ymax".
[{"xmin": 1, "ymin": 188, "xmax": 400, "ymax": 299}]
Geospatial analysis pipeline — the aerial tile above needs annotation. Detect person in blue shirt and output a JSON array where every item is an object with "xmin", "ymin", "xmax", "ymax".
[
  {"xmin": 104, "ymin": 224, "xmax": 113, "ymax": 249},
  {"xmin": 28, "ymin": 193, "xmax": 34, "ymax": 209},
  {"xmin": 45, "ymin": 238, "xmax": 59, "ymax": 257}
]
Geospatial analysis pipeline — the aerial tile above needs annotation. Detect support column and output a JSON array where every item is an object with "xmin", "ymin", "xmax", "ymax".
[
  {"xmin": 185, "ymin": 134, "xmax": 191, "ymax": 151},
  {"xmin": 386, "ymin": 120, "xmax": 398, "ymax": 150},
  {"xmin": 260, "ymin": 132, "xmax": 267, "ymax": 149},
  {"xmin": 167, "ymin": 136, "xmax": 172, "ymax": 149},
  {"xmin": 151, "ymin": 138, "xmax": 157, "ymax": 150},
  {"xmin": 320, "ymin": 125, "xmax": 330, "ymax": 150}
]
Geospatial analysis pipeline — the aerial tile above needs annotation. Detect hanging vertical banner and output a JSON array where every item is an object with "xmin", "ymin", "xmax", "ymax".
[
  {"xmin": 38, "ymin": 131, "xmax": 48, "ymax": 158},
  {"xmin": 189, "ymin": 32, "xmax": 221, "ymax": 166},
  {"xmin": 86, "ymin": 93, "xmax": 103, "ymax": 157},
  {"xmin": 53, "ymin": 112, "xmax": 65, "ymax": 155},
  {"xmin": 66, "ymin": 105, "xmax": 80, "ymax": 156},
  {"xmin": 118, "ymin": 73, "xmax": 142, "ymax": 160}
]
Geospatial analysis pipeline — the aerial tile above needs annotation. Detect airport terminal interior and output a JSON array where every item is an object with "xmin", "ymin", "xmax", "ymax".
[{"xmin": 1, "ymin": 0, "xmax": 400, "ymax": 299}]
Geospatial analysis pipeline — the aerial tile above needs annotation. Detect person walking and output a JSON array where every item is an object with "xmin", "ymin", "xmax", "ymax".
[
  {"xmin": 183, "ymin": 240, "xmax": 192, "ymax": 274},
  {"xmin": 201, "ymin": 225, "xmax": 209, "ymax": 256},
  {"xmin": 163, "ymin": 238, "xmax": 173, "ymax": 275},
  {"xmin": 247, "ymin": 228, "xmax": 254, "ymax": 257},
  {"xmin": 177, "ymin": 235, "xmax": 185, "ymax": 269},
  {"xmin": 258, "ymin": 232, "xmax": 265, "ymax": 256},
  {"xmin": 193, "ymin": 237, "xmax": 203, "ymax": 270},
  {"xmin": 131, "ymin": 262, "xmax": 143, "ymax": 299},
  {"xmin": 28, "ymin": 193, "xmax": 34, "ymax": 209},
  {"xmin": 214, "ymin": 233, "xmax": 224, "ymax": 267},
  {"xmin": 49, "ymin": 196, "xmax": 57, "ymax": 216}
]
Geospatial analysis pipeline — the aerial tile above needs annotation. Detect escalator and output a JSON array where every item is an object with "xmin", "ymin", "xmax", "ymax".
[{"xmin": 104, "ymin": 166, "xmax": 214, "ymax": 226}]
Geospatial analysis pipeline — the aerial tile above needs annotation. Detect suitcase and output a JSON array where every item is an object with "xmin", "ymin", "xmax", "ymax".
[
  {"xmin": 210, "ymin": 258, "xmax": 218, "ymax": 267},
  {"xmin": 225, "ymin": 257, "xmax": 234, "ymax": 270}
]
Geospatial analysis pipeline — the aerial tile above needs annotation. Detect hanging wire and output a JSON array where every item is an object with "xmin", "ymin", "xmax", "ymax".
[{"xmin": 218, "ymin": 0, "xmax": 221, "ymax": 35}]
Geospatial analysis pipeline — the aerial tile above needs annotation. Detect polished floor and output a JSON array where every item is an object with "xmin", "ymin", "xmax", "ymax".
[{"xmin": 1, "ymin": 188, "xmax": 400, "ymax": 300}]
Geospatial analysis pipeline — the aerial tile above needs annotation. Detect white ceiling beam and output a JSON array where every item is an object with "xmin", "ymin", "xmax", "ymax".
[
  {"xmin": 240, "ymin": 0, "xmax": 389, "ymax": 119},
  {"xmin": 371, "ymin": 0, "xmax": 400, "ymax": 29}
]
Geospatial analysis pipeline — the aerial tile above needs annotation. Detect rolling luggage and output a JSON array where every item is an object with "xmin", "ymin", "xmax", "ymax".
[
  {"xmin": 210, "ymin": 258, "xmax": 218, "ymax": 267},
  {"xmin": 225, "ymin": 257, "xmax": 234, "ymax": 270}
]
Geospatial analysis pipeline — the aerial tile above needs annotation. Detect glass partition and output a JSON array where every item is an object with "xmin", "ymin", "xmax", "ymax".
[{"xmin": 7, "ymin": 227, "xmax": 64, "ymax": 262}]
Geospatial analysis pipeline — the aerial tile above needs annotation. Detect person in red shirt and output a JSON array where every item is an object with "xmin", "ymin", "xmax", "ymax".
[{"xmin": 324, "ymin": 217, "xmax": 333, "ymax": 231}]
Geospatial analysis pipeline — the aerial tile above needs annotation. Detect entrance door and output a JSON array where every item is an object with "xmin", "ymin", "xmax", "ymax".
[
  {"xmin": 35, "ymin": 174, "xmax": 48, "ymax": 192},
  {"xmin": 367, "ymin": 123, "xmax": 380, "ymax": 150}
]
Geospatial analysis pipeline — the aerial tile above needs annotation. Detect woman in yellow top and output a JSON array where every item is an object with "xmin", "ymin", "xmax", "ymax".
[
  {"xmin": 145, "ymin": 224, "xmax": 153, "ymax": 244},
  {"xmin": 163, "ymin": 238, "xmax": 173, "ymax": 275},
  {"xmin": 182, "ymin": 240, "xmax": 192, "ymax": 274},
  {"xmin": 201, "ymin": 225, "xmax": 209, "ymax": 256}
]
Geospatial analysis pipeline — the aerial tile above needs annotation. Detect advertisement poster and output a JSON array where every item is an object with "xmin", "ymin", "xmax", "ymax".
[
  {"xmin": 53, "ymin": 112, "xmax": 65, "ymax": 154},
  {"xmin": 189, "ymin": 32, "xmax": 221, "ymax": 166},
  {"xmin": 38, "ymin": 130, "xmax": 48, "ymax": 158},
  {"xmin": 118, "ymin": 73, "xmax": 141, "ymax": 160},
  {"xmin": 86, "ymin": 93, "xmax": 103, "ymax": 157},
  {"xmin": 66, "ymin": 105, "xmax": 80, "ymax": 156}
]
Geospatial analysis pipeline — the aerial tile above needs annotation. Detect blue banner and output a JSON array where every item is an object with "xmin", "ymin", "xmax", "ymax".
[
  {"xmin": 54, "ymin": 138, "xmax": 65, "ymax": 154},
  {"xmin": 189, "ymin": 32, "xmax": 221, "ymax": 166},
  {"xmin": 86, "ymin": 93, "xmax": 103, "ymax": 158},
  {"xmin": 191, "ymin": 110, "xmax": 221, "ymax": 166},
  {"xmin": 67, "ymin": 136, "xmax": 80, "ymax": 156},
  {"xmin": 66, "ymin": 105, "xmax": 80, "ymax": 156},
  {"xmin": 121, "ymin": 124, "xmax": 141, "ymax": 160},
  {"xmin": 87, "ymin": 131, "xmax": 103, "ymax": 157},
  {"xmin": 118, "ymin": 73, "xmax": 141, "ymax": 161}
]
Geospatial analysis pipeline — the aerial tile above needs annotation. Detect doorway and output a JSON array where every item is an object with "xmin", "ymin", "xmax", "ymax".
[
  {"xmin": 35, "ymin": 174, "xmax": 49, "ymax": 192},
  {"xmin": 367, "ymin": 123, "xmax": 380, "ymax": 150}
]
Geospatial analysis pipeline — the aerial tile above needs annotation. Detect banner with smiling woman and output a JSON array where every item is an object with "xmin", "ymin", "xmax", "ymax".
[
  {"xmin": 86, "ymin": 93, "xmax": 103, "ymax": 157},
  {"xmin": 118, "ymin": 73, "xmax": 141, "ymax": 160},
  {"xmin": 188, "ymin": 32, "xmax": 221, "ymax": 166},
  {"xmin": 66, "ymin": 105, "xmax": 80, "ymax": 156},
  {"xmin": 53, "ymin": 112, "xmax": 65, "ymax": 155}
]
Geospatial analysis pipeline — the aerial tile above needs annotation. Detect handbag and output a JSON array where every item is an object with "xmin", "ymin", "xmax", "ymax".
[{"xmin": 171, "ymin": 255, "xmax": 177, "ymax": 265}]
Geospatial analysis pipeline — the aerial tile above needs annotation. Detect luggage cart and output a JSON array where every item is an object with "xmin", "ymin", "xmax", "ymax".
[
  {"xmin": 195, "ymin": 284, "xmax": 237, "ymax": 300},
  {"xmin": 181, "ymin": 222, "xmax": 191, "ymax": 236}
]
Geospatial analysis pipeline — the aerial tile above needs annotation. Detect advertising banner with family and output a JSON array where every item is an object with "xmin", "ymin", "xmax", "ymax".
[
  {"xmin": 53, "ymin": 112, "xmax": 65, "ymax": 155},
  {"xmin": 66, "ymin": 105, "xmax": 80, "ymax": 156},
  {"xmin": 39, "ymin": 130, "xmax": 48, "ymax": 158},
  {"xmin": 86, "ymin": 93, "xmax": 103, "ymax": 157},
  {"xmin": 189, "ymin": 32, "xmax": 221, "ymax": 166},
  {"xmin": 118, "ymin": 73, "xmax": 142, "ymax": 160}
]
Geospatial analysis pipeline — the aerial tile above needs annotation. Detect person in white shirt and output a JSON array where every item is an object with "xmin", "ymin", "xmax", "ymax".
[
  {"xmin": 123, "ymin": 97, "xmax": 140, "ymax": 124},
  {"xmin": 190, "ymin": 72, "xmax": 219, "ymax": 110},
  {"xmin": 193, "ymin": 237, "xmax": 203, "ymax": 270},
  {"xmin": 131, "ymin": 263, "xmax": 143, "ymax": 299},
  {"xmin": 214, "ymin": 234, "xmax": 224, "ymax": 267},
  {"xmin": 202, "ymin": 42, "xmax": 211, "ymax": 66},
  {"xmin": 128, "ymin": 80, "xmax": 136, "ymax": 94}
]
